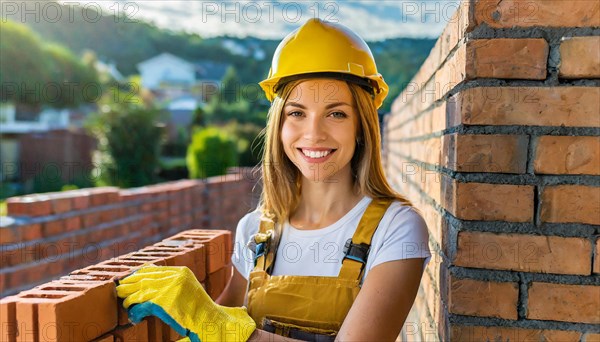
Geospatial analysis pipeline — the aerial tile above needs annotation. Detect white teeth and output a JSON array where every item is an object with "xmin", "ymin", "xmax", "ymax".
[{"xmin": 301, "ymin": 149, "xmax": 332, "ymax": 158}]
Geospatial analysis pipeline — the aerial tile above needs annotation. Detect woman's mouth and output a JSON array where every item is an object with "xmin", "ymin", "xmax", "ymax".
[{"xmin": 297, "ymin": 148, "xmax": 336, "ymax": 163}]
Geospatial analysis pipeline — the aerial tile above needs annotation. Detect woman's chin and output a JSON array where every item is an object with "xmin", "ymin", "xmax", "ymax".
[{"xmin": 298, "ymin": 165, "xmax": 350, "ymax": 184}]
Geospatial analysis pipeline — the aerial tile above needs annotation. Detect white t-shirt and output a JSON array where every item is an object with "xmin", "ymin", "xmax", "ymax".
[{"xmin": 231, "ymin": 196, "xmax": 431, "ymax": 284}]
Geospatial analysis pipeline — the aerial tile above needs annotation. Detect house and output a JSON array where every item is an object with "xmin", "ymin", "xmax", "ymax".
[
  {"xmin": 0, "ymin": 102, "xmax": 95, "ymax": 187},
  {"xmin": 137, "ymin": 53, "xmax": 230, "ymax": 91},
  {"xmin": 136, "ymin": 53, "xmax": 230, "ymax": 143},
  {"xmin": 137, "ymin": 53, "xmax": 196, "ymax": 90},
  {"xmin": 95, "ymin": 60, "xmax": 125, "ymax": 83}
]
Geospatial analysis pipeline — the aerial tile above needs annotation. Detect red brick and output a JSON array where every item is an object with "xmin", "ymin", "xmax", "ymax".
[
  {"xmin": 5, "ymin": 198, "xmax": 27, "ymax": 216},
  {"xmin": 42, "ymin": 219, "xmax": 65, "ymax": 237},
  {"xmin": 207, "ymin": 264, "xmax": 232, "ymax": 300},
  {"xmin": 6, "ymin": 196, "xmax": 53, "ymax": 217},
  {"xmin": 2, "ymin": 259, "xmax": 63, "ymax": 292},
  {"xmin": 145, "ymin": 317, "xmax": 164, "ymax": 342},
  {"xmin": 584, "ymin": 333, "xmax": 600, "ymax": 342},
  {"xmin": 76, "ymin": 264, "xmax": 138, "ymax": 281},
  {"xmin": 559, "ymin": 36, "xmax": 600, "ymax": 78},
  {"xmin": 50, "ymin": 194, "xmax": 73, "ymax": 214},
  {"xmin": 71, "ymin": 190, "xmax": 91, "ymax": 210},
  {"xmin": 38, "ymin": 282, "xmax": 117, "ymax": 340},
  {"xmin": 64, "ymin": 216, "xmax": 81, "ymax": 232},
  {"xmin": 112, "ymin": 320, "xmax": 148, "ymax": 342},
  {"xmin": 119, "ymin": 254, "xmax": 167, "ymax": 266},
  {"xmin": 89, "ymin": 187, "xmax": 120, "ymax": 206},
  {"xmin": 449, "ymin": 277, "xmax": 518, "ymax": 319},
  {"xmin": 443, "ymin": 178, "xmax": 534, "ymax": 222},
  {"xmin": 455, "ymin": 231, "xmax": 591, "ymax": 274},
  {"xmin": 451, "ymin": 325, "xmax": 582, "ymax": 342},
  {"xmin": 466, "ymin": 38, "xmax": 548, "ymax": 79},
  {"xmin": 0, "ymin": 227, "xmax": 19, "ymax": 245},
  {"xmin": 528, "ymin": 283, "xmax": 600, "ymax": 324},
  {"xmin": 448, "ymin": 87, "xmax": 600, "ymax": 128},
  {"xmin": 0, "ymin": 296, "xmax": 18, "ymax": 342},
  {"xmin": 540, "ymin": 185, "xmax": 600, "ymax": 225},
  {"xmin": 473, "ymin": 0, "xmax": 600, "ymax": 28},
  {"xmin": 534, "ymin": 136, "xmax": 600, "ymax": 175},
  {"xmin": 82, "ymin": 211, "xmax": 103, "ymax": 228},
  {"xmin": 16, "ymin": 295, "xmax": 65, "ymax": 342},
  {"xmin": 151, "ymin": 241, "xmax": 207, "ymax": 281},
  {"xmin": 442, "ymin": 134, "xmax": 528, "ymax": 173},
  {"xmin": 167, "ymin": 230, "xmax": 231, "ymax": 274},
  {"xmin": 20, "ymin": 223, "xmax": 43, "ymax": 242}
]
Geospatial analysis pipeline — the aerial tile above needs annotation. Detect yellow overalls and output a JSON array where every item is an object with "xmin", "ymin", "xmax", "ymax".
[{"xmin": 246, "ymin": 198, "xmax": 393, "ymax": 339}]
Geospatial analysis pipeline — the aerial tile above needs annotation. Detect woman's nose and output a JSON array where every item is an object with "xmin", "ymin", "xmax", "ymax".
[{"xmin": 303, "ymin": 116, "xmax": 327, "ymax": 142}]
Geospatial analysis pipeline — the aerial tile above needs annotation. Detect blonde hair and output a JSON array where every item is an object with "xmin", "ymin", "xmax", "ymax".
[{"xmin": 256, "ymin": 79, "xmax": 415, "ymax": 234}]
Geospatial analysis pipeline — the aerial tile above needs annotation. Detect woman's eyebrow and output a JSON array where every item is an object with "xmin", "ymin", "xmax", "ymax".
[
  {"xmin": 284, "ymin": 102, "xmax": 307, "ymax": 109},
  {"xmin": 325, "ymin": 102, "xmax": 352, "ymax": 109},
  {"xmin": 284, "ymin": 101, "xmax": 352, "ymax": 109}
]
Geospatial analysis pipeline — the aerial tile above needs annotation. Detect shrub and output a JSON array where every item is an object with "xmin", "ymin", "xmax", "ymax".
[{"xmin": 187, "ymin": 126, "xmax": 237, "ymax": 179}]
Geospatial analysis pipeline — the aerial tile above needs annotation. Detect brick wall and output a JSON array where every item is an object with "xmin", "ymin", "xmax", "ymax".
[
  {"xmin": 0, "ymin": 229, "xmax": 233, "ymax": 342},
  {"xmin": 383, "ymin": 1, "xmax": 599, "ymax": 341},
  {"xmin": 1, "ymin": 169, "xmax": 259, "ymax": 297}
]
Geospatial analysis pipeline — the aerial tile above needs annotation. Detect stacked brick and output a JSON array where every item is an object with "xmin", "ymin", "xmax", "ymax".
[
  {"xmin": 0, "ymin": 229, "xmax": 233, "ymax": 342},
  {"xmin": 383, "ymin": 1, "xmax": 599, "ymax": 341},
  {"xmin": 1, "ymin": 171, "xmax": 257, "ymax": 297}
]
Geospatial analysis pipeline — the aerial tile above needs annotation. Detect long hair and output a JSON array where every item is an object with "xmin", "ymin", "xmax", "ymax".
[{"xmin": 256, "ymin": 78, "xmax": 415, "ymax": 237}]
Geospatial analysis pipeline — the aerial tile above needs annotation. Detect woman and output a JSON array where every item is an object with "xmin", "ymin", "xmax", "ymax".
[
  {"xmin": 117, "ymin": 18, "xmax": 431, "ymax": 342},
  {"xmin": 221, "ymin": 18, "xmax": 431, "ymax": 340}
]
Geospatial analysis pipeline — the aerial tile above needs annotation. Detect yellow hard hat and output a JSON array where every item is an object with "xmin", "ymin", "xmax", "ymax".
[{"xmin": 259, "ymin": 18, "xmax": 389, "ymax": 109}]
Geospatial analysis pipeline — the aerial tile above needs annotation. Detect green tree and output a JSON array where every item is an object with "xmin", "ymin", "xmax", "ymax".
[
  {"xmin": 0, "ymin": 20, "xmax": 53, "ymax": 105},
  {"xmin": 221, "ymin": 121, "xmax": 264, "ymax": 167},
  {"xmin": 203, "ymin": 66, "xmax": 268, "ymax": 126},
  {"xmin": 85, "ymin": 82, "xmax": 165, "ymax": 188},
  {"xmin": 43, "ymin": 43, "xmax": 100, "ymax": 107},
  {"xmin": 187, "ymin": 126, "xmax": 237, "ymax": 178},
  {"xmin": 0, "ymin": 20, "xmax": 99, "ymax": 107}
]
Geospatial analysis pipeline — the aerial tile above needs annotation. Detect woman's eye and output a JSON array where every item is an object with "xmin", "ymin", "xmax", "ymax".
[
  {"xmin": 330, "ymin": 111, "xmax": 347, "ymax": 118},
  {"xmin": 287, "ymin": 111, "xmax": 303, "ymax": 117}
]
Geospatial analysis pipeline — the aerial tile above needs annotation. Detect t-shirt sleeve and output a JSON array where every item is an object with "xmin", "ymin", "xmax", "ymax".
[
  {"xmin": 231, "ymin": 211, "xmax": 259, "ymax": 280},
  {"xmin": 368, "ymin": 206, "xmax": 432, "ymax": 273}
]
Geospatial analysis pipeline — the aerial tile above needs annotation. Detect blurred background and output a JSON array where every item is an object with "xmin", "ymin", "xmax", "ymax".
[{"xmin": 0, "ymin": 0, "xmax": 458, "ymax": 209}]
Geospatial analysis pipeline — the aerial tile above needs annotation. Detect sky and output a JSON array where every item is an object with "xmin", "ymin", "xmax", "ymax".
[{"xmin": 60, "ymin": 0, "xmax": 461, "ymax": 41}]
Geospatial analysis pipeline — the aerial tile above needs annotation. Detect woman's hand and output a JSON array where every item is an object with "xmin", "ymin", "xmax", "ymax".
[{"xmin": 117, "ymin": 266, "xmax": 256, "ymax": 341}]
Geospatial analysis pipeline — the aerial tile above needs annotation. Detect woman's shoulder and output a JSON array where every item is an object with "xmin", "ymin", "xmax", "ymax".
[
  {"xmin": 379, "ymin": 199, "xmax": 428, "ymax": 233},
  {"xmin": 378, "ymin": 198, "xmax": 423, "ymax": 219},
  {"xmin": 236, "ymin": 208, "xmax": 262, "ymax": 236}
]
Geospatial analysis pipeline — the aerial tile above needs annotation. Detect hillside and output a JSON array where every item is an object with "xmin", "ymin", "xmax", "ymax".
[{"xmin": 4, "ymin": 1, "xmax": 435, "ymax": 111}]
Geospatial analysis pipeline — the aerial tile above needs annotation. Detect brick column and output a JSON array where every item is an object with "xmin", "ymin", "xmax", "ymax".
[{"xmin": 383, "ymin": 1, "xmax": 599, "ymax": 341}]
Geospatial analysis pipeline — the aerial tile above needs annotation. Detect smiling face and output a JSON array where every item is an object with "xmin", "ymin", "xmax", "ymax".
[{"xmin": 280, "ymin": 78, "xmax": 359, "ymax": 184}]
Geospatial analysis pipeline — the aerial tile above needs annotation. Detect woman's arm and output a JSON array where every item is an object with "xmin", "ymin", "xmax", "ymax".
[
  {"xmin": 215, "ymin": 266, "xmax": 248, "ymax": 307},
  {"xmin": 248, "ymin": 329, "xmax": 305, "ymax": 341},
  {"xmin": 336, "ymin": 258, "xmax": 426, "ymax": 341}
]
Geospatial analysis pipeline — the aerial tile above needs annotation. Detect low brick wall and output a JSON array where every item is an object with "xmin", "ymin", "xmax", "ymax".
[
  {"xmin": 1, "ymin": 169, "xmax": 259, "ymax": 297},
  {"xmin": 0, "ymin": 229, "xmax": 233, "ymax": 342},
  {"xmin": 383, "ymin": 0, "xmax": 599, "ymax": 341}
]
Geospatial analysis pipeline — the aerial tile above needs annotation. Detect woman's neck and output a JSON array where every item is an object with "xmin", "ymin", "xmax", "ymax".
[{"xmin": 290, "ymin": 175, "xmax": 364, "ymax": 230}]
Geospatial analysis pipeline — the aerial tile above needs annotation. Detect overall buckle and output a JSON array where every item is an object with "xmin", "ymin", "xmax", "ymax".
[
  {"xmin": 342, "ymin": 238, "xmax": 370, "ymax": 264},
  {"xmin": 248, "ymin": 232, "xmax": 272, "ymax": 267}
]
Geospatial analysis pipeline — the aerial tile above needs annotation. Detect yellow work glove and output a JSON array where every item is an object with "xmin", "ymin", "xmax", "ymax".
[{"xmin": 116, "ymin": 266, "xmax": 256, "ymax": 342}]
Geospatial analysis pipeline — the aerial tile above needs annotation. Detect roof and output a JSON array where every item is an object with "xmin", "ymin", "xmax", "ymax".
[{"xmin": 194, "ymin": 60, "xmax": 230, "ymax": 81}]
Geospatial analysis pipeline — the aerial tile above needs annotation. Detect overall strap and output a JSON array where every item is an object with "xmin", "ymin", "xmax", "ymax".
[
  {"xmin": 252, "ymin": 219, "xmax": 276, "ymax": 273},
  {"xmin": 337, "ymin": 198, "xmax": 393, "ymax": 281}
]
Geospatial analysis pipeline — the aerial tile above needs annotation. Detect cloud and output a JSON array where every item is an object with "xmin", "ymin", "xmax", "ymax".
[{"xmin": 65, "ymin": 0, "xmax": 459, "ymax": 40}]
